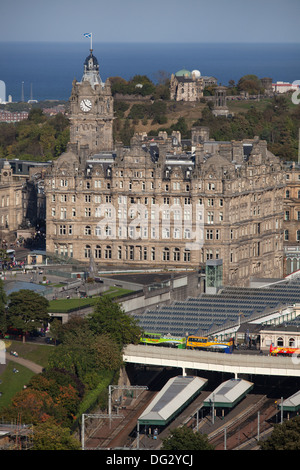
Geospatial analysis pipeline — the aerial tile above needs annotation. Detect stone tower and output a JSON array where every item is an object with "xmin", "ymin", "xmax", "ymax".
[
  {"xmin": 212, "ymin": 85, "xmax": 229, "ymax": 117},
  {"xmin": 69, "ymin": 47, "xmax": 114, "ymax": 155}
]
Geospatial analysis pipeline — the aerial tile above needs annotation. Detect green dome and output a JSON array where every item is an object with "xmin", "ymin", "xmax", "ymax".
[{"xmin": 175, "ymin": 68, "xmax": 191, "ymax": 78}]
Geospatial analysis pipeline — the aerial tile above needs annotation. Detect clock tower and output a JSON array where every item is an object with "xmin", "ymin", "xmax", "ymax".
[{"xmin": 69, "ymin": 47, "xmax": 114, "ymax": 154}]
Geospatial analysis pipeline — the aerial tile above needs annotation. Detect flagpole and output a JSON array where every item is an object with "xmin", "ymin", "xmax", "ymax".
[{"xmin": 90, "ymin": 33, "xmax": 93, "ymax": 52}]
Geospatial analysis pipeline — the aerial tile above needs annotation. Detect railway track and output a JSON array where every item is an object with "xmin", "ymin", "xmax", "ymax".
[
  {"xmin": 83, "ymin": 389, "xmax": 157, "ymax": 449},
  {"xmin": 208, "ymin": 397, "xmax": 277, "ymax": 450}
]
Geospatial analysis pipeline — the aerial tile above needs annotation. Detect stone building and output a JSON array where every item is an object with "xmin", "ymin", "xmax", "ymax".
[
  {"xmin": 170, "ymin": 69, "xmax": 204, "ymax": 102},
  {"xmin": 282, "ymin": 161, "xmax": 300, "ymax": 275},
  {"xmin": 0, "ymin": 161, "xmax": 23, "ymax": 242},
  {"xmin": 170, "ymin": 68, "xmax": 217, "ymax": 102},
  {"xmin": 45, "ymin": 47, "xmax": 285, "ymax": 287}
]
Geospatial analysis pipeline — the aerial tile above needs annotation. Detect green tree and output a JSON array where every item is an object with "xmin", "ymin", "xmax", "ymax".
[
  {"xmin": 7, "ymin": 289, "xmax": 49, "ymax": 342},
  {"xmin": 259, "ymin": 416, "xmax": 300, "ymax": 450},
  {"xmin": 0, "ymin": 279, "xmax": 7, "ymax": 333},
  {"xmin": 88, "ymin": 296, "xmax": 141, "ymax": 348},
  {"xmin": 33, "ymin": 419, "xmax": 81, "ymax": 450},
  {"xmin": 48, "ymin": 317, "xmax": 122, "ymax": 386},
  {"xmin": 161, "ymin": 426, "xmax": 214, "ymax": 450},
  {"xmin": 237, "ymin": 75, "xmax": 263, "ymax": 95}
]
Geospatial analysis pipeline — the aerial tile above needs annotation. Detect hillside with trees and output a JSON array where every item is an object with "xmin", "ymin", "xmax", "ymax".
[
  {"xmin": 0, "ymin": 291, "xmax": 141, "ymax": 450},
  {"xmin": 0, "ymin": 74, "xmax": 299, "ymax": 161}
]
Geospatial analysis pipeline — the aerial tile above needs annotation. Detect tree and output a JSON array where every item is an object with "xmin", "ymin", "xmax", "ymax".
[
  {"xmin": 161, "ymin": 426, "xmax": 214, "ymax": 450},
  {"xmin": 7, "ymin": 289, "xmax": 49, "ymax": 342},
  {"xmin": 1, "ymin": 388, "xmax": 53, "ymax": 424},
  {"xmin": 33, "ymin": 419, "xmax": 81, "ymax": 450},
  {"xmin": 259, "ymin": 416, "xmax": 300, "ymax": 450},
  {"xmin": 237, "ymin": 74, "xmax": 263, "ymax": 95},
  {"xmin": 88, "ymin": 296, "xmax": 141, "ymax": 347},
  {"xmin": 47, "ymin": 316, "xmax": 123, "ymax": 385},
  {"xmin": 0, "ymin": 279, "xmax": 7, "ymax": 333},
  {"xmin": 92, "ymin": 333, "xmax": 123, "ymax": 371}
]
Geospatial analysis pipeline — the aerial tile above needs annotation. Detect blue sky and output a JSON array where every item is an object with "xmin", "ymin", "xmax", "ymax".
[{"xmin": 1, "ymin": 0, "xmax": 299, "ymax": 43}]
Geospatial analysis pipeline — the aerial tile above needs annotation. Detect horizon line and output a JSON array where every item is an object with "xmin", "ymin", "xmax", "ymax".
[{"xmin": 0, "ymin": 40, "xmax": 299, "ymax": 45}]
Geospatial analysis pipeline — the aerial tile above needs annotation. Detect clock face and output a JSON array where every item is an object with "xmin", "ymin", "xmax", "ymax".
[{"xmin": 80, "ymin": 99, "xmax": 92, "ymax": 112}]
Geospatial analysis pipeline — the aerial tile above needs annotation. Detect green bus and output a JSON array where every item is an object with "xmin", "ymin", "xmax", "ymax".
[{"xmin": 140, "ymin": 332, "xmax": 186, "ymax": 349}]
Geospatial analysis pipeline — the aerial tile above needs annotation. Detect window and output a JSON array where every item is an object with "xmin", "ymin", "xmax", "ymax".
[
  {"xmin": 163, "ymin": 247, "xmax": 170, "ymax": 261},
  {"xmin": 95, "ymin": 245, "xmax": 101, "ymax": 258},
  {"xmin": 173, "ymin": 248, "xmax": 180, "ymax": 261},
  {"xmin": 105, "ymin": 246, "xmax": 112, "ymax": 259},
  {"xmin": 84, "ymin": 226, "xmax": 91, "ymax": 236},
  {"xmin": 84, "ymin": 245, "xmax": 91, "ymax": 258},
  {"xmin": 285, "ymin": 211, "xmax": 290, "ymax": 221},
  {"xmin": 162, "ymin": 228, "xmax": 170, "ymax": 239},
  {"xmin": 277, "ymin": 337, "xmax": 284, "ymax": 347},
  {"xmin": 184, "ymin": 229, "xmax": 191, "ymax": 239},
  {"xmin": 206, "ymin": 229, "xmax": 213, "ymax": 240},
  {"xmin": 60, "ymin": 208, "xmax": 67, "ymax": 220},
  {"xmin": 289, "ymin": 337, "xmax": 296, "ymax": 347},
  {"xmin": 207, "ymin": 212, "xmax": 214, "ymax": 224},
  {"xmin": 174, "ymin": 228, "xmax": 181, "ymax": 239}
]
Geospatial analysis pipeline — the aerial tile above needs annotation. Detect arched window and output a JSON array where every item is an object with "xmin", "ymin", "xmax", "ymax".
[
  {"xmin": 163, "ymin": 247, "xmax": 170, "ymax": 261},
  {"xmin": 173, "ymin": 248, "xmax": 180, "ymax": 261},
  {"xmin": 84, "ymin": 225, "xmax": 91, "ymax": 235},
  {"xmin": 94, "ymin": 245, "xmax": 101, "ymax": 259},
  {"xmin": 277, "ymin": 337, "xmax": 284, "ymax": 347},
  {"xmin": 289, "ymin": 337, "xmax": 296, "ymax": 347},
  {"xmin": 84, "ymin": 245, "xmax": 91, "ymax": 258},
  {"xmin": 105, "ymin": 245, "xmax": 112, "ymax": 259}
]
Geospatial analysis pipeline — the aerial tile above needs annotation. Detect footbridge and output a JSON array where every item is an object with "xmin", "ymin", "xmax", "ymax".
[{"xmin": 123, "ymin": 345, "xmax": 300, "ymax": 378}]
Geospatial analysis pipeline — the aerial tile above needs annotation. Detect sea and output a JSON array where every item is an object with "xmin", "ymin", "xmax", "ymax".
[{"xmin": 0, "ymin": 41, "xmax": 300, "ymax": 102}]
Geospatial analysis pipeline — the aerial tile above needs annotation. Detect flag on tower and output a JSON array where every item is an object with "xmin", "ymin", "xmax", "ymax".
[{"xmin": 83, "ymin": 33, "xmax": 93, "ymax": 50}]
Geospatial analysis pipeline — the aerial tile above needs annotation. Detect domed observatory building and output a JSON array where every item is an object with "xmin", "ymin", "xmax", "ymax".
[{"xmin": 170, "ymin": 68, "xmax": 204, "ymax": 102}]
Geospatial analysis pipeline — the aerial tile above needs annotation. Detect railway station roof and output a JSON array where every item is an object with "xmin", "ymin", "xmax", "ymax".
[
  {"xmin": 281, "ymin": 390, "xmax": 300, "ymax": 412},
  {"xmin": 203, "ymin": 378, "xmax": 253, "ymax": 408},
  {"xmin": 133, "ymin": 279, "xmax": 300, "ymax": 338},
  {"xmin": 138, "ymin": 375, "xmax": 207, "ymax": 426}
]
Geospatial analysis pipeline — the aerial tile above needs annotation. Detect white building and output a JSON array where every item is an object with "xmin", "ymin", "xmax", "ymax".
[
  {"xmin": 0, "ymin": 80, "xmax": 6, "ymax": 104},
  {"xmin": 272, "ymin": 81, "xmax": 299, "ymax": 94}
]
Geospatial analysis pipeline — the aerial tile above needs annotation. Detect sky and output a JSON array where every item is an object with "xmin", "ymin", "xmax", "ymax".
[{"xmin": 0, "ymin": 0, "xmax": 299, "ymax": 44}]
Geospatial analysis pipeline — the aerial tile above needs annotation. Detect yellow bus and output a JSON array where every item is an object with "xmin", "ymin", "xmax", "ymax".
[{"xmin": 186, "ymin": 335, "xmax": 234, "ymax": 353}]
